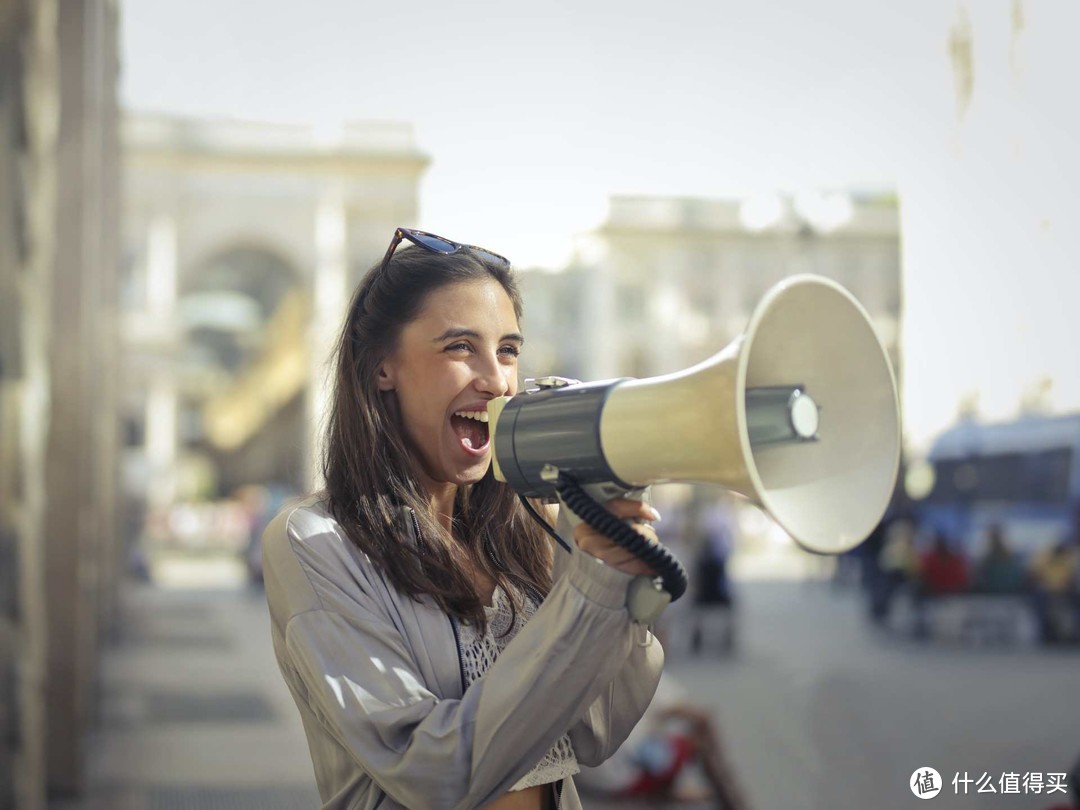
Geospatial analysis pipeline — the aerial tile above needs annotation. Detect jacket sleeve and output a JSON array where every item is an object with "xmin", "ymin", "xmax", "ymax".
[
  {"xmin": 267, "ymin": 512, "xmax": 663, "ymax": 810},
  {"xmin": 547, "ymin": 506, "xmax": 666, "ymax": 766},
  {"xmin": 566, "ymin": 624, "xmax": 664, "ymax": 766}
]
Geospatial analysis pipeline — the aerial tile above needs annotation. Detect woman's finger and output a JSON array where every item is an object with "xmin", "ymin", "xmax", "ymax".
[{"xmin": 598, "ymin": 498, "xmax": 662, "ymax": 523}]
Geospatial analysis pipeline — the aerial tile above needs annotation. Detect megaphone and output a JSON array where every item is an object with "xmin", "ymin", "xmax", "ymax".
[{"xmin": 487, "ymin": 274, "xmax": 901, "ymax": 557}]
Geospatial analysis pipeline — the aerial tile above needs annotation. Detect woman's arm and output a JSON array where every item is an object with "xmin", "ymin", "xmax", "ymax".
[
  {"xmin": 566, "ymin": 625, "xmax": 664, "ymax": 765},
  {"xmin": 553, "ymin": 496, "xmax": 667, "ymax": 765}
]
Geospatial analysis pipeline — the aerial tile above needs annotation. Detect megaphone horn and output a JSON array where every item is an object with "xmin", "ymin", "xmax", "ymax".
[{"xmin": 489, "ymin": 274, "xmax": 901, "ymax": 557}]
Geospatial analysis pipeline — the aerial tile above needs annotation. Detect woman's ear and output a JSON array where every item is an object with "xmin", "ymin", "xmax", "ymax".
[{"xmin": 376, "ymin": 361, "xmax": 396, "ymax": 392}]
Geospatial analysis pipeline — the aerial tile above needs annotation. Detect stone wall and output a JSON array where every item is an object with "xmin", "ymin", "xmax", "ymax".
[{"xmin": 0, "ymin": 1, "xmax": 120, "ymax": 806}]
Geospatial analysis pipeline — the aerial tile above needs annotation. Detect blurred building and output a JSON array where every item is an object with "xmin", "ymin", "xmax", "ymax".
[
  {"xmin": 521, "ymin": 192, "xmax": 901, "ymax": 386},
  {"xmin": 119, "ymin": 113, "xmax": 429, "ymax": 516},
  {"xmin": 1, "ymin": 1, "xmax": 122, "ymax": 806},
  {"xmin": 2, "ymin": 60, "xmax": 431, "ymax": 807}
]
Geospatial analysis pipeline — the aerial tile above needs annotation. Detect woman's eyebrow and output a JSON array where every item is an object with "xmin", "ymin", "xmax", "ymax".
[{"xmin": 432, "ymin": 327, "xmax": 525, "ymax": 344}]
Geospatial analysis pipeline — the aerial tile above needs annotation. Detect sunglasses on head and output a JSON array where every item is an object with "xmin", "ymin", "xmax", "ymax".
[{"xmin": 379, "ymin": 227, "xmax": 511, "ymax": 273}]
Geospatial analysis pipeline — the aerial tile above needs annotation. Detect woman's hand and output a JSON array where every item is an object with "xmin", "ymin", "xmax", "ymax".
[{"xmin": 572, "ymin": 498, "xmax": 661, "ymax": 576}]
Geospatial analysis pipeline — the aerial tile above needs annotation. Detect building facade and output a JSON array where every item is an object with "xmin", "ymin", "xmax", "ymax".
[
  {"xmin": 0, "ymin": 1, "xmax": 122, "ymax": 805},
  {"xmin": 521, "ymin": 193, "xmax": 901, "ymax": 388},
  {"xmin": 120, "ymin": 113, "xmax": 430, "ymax": 517}
]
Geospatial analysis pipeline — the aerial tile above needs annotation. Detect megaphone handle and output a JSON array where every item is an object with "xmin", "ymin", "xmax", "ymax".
[{"xmin": 554, "ymin": 474, "xmax": 688, "ymax": 604}]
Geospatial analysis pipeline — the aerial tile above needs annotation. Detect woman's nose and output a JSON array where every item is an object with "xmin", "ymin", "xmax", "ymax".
[{"xmin": 474, "ymin": 355, "xmax": 511, "ymax": 396}]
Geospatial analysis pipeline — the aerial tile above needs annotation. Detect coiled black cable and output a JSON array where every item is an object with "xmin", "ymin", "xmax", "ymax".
[{"xmin": 554, "ymin": 473, "xmax": 688, "ymax": 602}]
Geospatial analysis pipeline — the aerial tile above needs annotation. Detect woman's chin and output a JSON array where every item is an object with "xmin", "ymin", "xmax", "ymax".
[
  {"xmin": 456, "ymin": 457, "xmax": 492, "ymax": 486},
  {"xmin": 448, "ymin": 435, "xmax": 492, "ymax": 483}
]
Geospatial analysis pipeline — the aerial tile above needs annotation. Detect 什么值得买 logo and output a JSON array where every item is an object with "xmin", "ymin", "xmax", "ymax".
[{"xmin": 910, "ymin": 767, "xmax": 943, "ymax": 799}]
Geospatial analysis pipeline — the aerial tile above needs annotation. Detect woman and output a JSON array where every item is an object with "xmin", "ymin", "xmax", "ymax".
[{"xmin": 262, "ymin": 228, "xmax": 665, "ymax": 809}]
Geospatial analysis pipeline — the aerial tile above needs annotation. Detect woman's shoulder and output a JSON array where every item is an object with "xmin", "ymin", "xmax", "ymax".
[
  {"xmin": 262, "ymin": 494, "xmax": 394, "ymax": 616},
  {"xmin": 267, "ymin": 494, "xmax": 335, "ymax": 540},
  {"xmin": 263, "ymin": 494, "xmax": 340, "ymax": 559}
]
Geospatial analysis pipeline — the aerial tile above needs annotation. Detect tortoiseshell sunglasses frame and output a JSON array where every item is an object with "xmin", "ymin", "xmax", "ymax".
[{"xmin": 379, "ymin": 227, "xmax": 511, "ymax": 273}]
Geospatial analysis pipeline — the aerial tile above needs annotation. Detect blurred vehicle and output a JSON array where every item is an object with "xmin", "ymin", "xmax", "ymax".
[{"xmin": 915, "ymin": 413, "xmax": 1080, "ymax": 561}]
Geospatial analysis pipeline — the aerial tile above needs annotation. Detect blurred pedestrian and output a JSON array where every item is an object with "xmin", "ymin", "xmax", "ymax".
[
  {"xmin": 972, "ymin": 525, "xmax": 1026, "ymax": 594},
  {"xmin": 1030, "ymin": 537, "xmax": 1078, "ymax": 643},
  {"xmin": 576, "ymin": 673, "xmax": 750, "ymax": 809},
  {"xmin": 690, "ymin": 500, "xmax": 737, "ymax": 654},
  {"xmin": 919, "ymin": 532, "xmax": 969, "ymax": 594},
  {"xmin": 870, "ymin": 517, "xmax": 918, "ymax": 623},
  {"xmin": 913, "ymin": 532, "xmax": 969, "ymax": 638}
]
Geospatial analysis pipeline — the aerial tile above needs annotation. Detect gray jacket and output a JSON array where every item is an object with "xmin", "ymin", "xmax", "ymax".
[{"xmin": 262, "ymin": 498, "xmax": 664, "ymax": 809}]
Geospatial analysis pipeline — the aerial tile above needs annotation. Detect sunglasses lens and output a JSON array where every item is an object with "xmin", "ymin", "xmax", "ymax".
[
  {"xmin": 472, "ymin": 248, "xmax": 510, "ymax": 266},
  {"xmin": 410, "ymin": 233, "xmax": 457, "ymax": 253},
  {"xmin": 396, "ymin": 229, "xmax": 510, "ymax": 265}
]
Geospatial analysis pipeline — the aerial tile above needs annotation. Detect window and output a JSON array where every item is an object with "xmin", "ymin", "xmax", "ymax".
[{"xmin": 929, "ymin": 448, "xmax": 1072, "ymax": 505}]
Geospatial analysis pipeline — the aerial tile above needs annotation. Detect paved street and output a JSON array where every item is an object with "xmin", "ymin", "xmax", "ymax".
[
  {"xmin": 51, "ymin": 574, "xmax": 321, "ymax": 810},
  {"xmin": 665, "ymin": 582, "xmax": 1080, "ymax": 810},
  {"xmin": 52, "ymin": 566, "xmax": 1080, "ymax": 810}
]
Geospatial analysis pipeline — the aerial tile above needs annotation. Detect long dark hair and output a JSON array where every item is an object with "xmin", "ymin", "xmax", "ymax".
[{"xmin": 321, "ymin": 245, "xmax": 553, "ymax": 629}]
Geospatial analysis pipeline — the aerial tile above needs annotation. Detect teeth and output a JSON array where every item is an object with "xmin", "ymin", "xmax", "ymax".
[{"xmin": 454, "ymin": 410, "xmax": 489, "ymax": 423}]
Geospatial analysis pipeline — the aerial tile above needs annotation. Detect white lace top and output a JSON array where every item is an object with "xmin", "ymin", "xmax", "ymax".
[{"xmin": 457, "ymin": 585, "xmax": 580, "ymax": 791}]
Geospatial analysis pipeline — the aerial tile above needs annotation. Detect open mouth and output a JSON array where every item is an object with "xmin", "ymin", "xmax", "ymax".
[{"xmin": 450, "ymin": 409, "xmax": 490, "ymax": 452}]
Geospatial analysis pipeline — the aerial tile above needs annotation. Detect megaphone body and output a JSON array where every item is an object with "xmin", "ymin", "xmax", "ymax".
[{"xmin": 488, "ymin": 274, "xmax": 901, "ymax": 556}]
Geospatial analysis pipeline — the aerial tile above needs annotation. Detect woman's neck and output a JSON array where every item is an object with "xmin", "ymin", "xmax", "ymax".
[
  {"xmin": 425, "ymin": 483, "xmax": 458, "ymax": 535},
  {"xmin": 422, "ymin": 481, "xmax": 496, "ymax": 603}
]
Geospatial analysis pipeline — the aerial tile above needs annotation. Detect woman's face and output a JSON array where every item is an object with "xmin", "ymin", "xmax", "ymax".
[{"xmin": 377, "ymin": 278, "xmax": 522, "ymax": 493}]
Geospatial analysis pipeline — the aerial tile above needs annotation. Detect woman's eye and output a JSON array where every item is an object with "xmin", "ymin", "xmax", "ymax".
[{"xmin": 444, "ymin": 342, "xmax": 518, "ymax": 358}]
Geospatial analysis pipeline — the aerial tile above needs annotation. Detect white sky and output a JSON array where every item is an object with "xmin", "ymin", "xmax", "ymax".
[{"xmin": 121, "ymin": 0, "xmax": 1080, "ymax": 451}]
